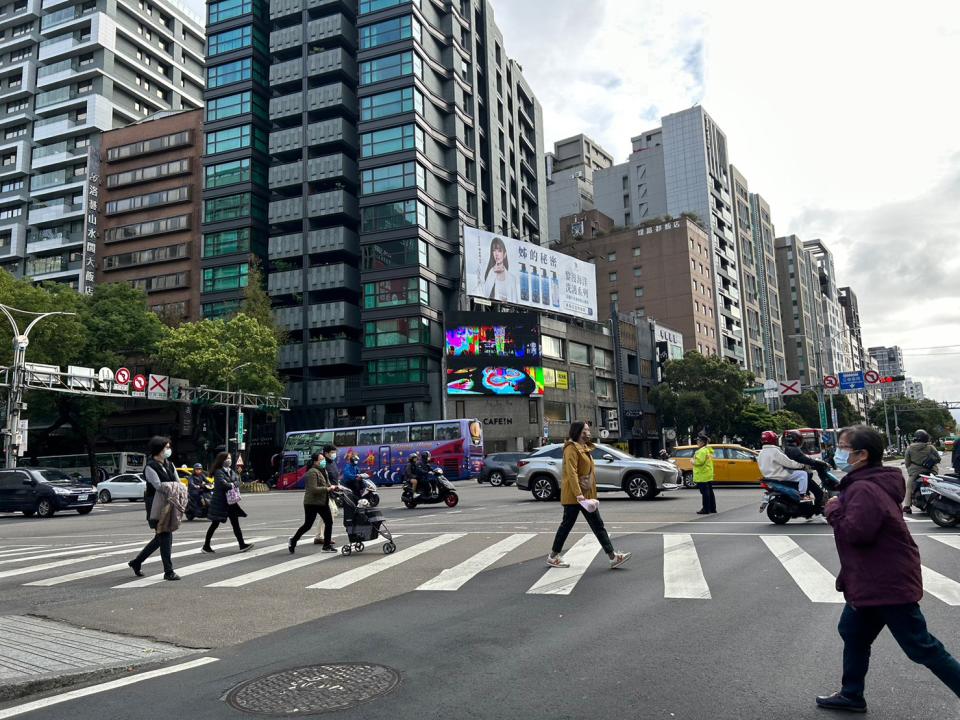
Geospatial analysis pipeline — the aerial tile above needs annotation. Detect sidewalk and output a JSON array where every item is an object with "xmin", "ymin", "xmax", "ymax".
[{"xmin": 0, "ymin": 615, "xmax": 199, "ymax": 701}]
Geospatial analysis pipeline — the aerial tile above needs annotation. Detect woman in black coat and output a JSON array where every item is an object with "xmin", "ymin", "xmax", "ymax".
[{"xmin": 203, "ymin": 451, "xmax": 253, "ymax": 553}]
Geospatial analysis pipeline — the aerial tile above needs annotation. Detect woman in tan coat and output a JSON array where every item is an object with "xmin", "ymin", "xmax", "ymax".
[
  {"xmin": 288, "ymin": 451, "xmax": 340, "ymax": 553},
  {"xmin": 546, "ymin": 421, "xmax": 631, "ymax": 569}
]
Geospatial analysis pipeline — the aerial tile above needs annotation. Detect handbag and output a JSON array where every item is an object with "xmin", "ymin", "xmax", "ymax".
[
  {"xmin": 226, "ymin": 484, "xmax": 241, "ymax": 505},
  {"xmin": 329, "ymin": 496, "xmax": 339, "ymax": 518},
  {"xmin": 921, "ymin": 451, "xmax": 940, "ymax": 471},
  {"xmin": 578, "ymin": 475, "xmax": 593, "ymax": 493}
]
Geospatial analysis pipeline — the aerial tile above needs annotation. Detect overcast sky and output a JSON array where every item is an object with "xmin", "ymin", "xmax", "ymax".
[{"xmin": 191, "ymin": 0, "xmax": 960, "ymax": 419}]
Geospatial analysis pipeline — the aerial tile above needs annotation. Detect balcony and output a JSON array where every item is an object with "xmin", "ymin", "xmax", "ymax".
[
  {"xmin": 0, "ymin": 27, "xmax": 39, "ymax": 54},
  {"xmin": 0, "ymin": 62, "xmax": 36, "ymax": 101},
  {"xmin": 307, "ymin": 14, "xmax": 355, "ymax": 48},
  {"xmin": 35, "ymin": 86, "xmax": 91, "ymax": 111},
  {"xmin": 40, "ymin": 3, "xmax": 96, "ymax": 33},
  {"xmin": 268, "ymin": 196, "xmax": 304, "ymax": 224},
  {"xmin": 38, "ymin": 31, "xmax": 94, "ymax": 62},
  {"xmin": 306, "ymin": 190, "xmax": 358, "ymax": 221},
  {"xmin": 29, "ymin": 168, "xmax": 84, "ymax": 197},
  {"xmin": 269, "ymin": 57, "xmax": 303, "ymax": 88},
  {"xmin": 307, "ymin": 83, "xmax": 356, "ymax": 117},
  {"xmin": 268, "ymin": 161, "xmax": 302, "ymax": 190},
  {"xmin": 26, "ymin": 257, "xmax": 82, "ymax": 279},
  {"xmin": 36, "ymin": 57, "xmax": 97, "ymax": 88},
  {"xmin": 307, "ymin": 154, "xmax": 356, "ymax": 185},
  {"xmin": 0, "ymin": 107, "xmax": 33, "ymax": 129},
  {"xmin": 0, "ymin": 0, "xmax": 39, "ymax": 28},
  {"xmin": 0, "ymin": 223, "xmax": 26, "ymax": 258},
  {"xmin": 269, "ymin": 126, "xmax": 304, "ymax": 156},
  {"xmin": 306, "ymin": 118, "xmax": 356, "ymax": 150},
  {"xmin": 308, "ymin": 339, "xmax": 361, "ymax": 368},
  {"xmin": 273, "ymin": 302, "xmax": 360, "ymax": 333},
  {"xmin": 269, "ymin": 25, "xmax": 302, "ymax": 54},
  {"xmin": 28, "ymin": 199, "xmax": 83, "ymax": 225},
  {"xmin": 31, "ymin": 141, "xmax": 89, "ymax": 170},
  {"xmin": 306, "ymin": 48, "xmax": 356, "ymax": 83},
  {"xmin": 0, "ymin": 140, "xmax": 29, "ymax": 177},
  {"xmin": 269, "ymin": 0, "xmax": 302, "ymax": 21},
  {"xmin": 268, "ymin": 268, "xmax": 303, "ymax": 296},
  {"xmin": 26, "ymin": 230, "xmax": 83, "ymax": 255},
  {"xmin": 306, "ymin": 263, "xmax": 359, "ymax": 293},
  {"xmin": 269, "ymin": 92, "xmax": 302, "ymax": 122},
  {"xmin": 269, "ymin": 227, "xmax": 359, "ymax": 260}
]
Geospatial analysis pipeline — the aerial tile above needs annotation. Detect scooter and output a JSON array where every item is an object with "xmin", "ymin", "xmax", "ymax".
[
  {"xmin": 357, "ymin": 473, "xmax": 380, "ymax": 507},
  {"xmin": 760, "ymin": 470, "xmax": 840, "ymax": 525},
  {"xmin": 401, "ymin": 468, "xmax": 459, "ymax": 509},
  {"xmin": 185, "ymin": 481, "xmax": 213, "ymax": 521},
  {"xmin": 918, "ymin": 473, "xmax": 960, "ymax": 528}
]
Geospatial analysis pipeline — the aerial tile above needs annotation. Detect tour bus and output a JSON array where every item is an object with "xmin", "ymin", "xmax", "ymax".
[
  {"xmin": 33, "ymin": 451, "xmax": 146, "ymax": 483},
  {"xmin": 278, "ymin": 419, "xmax": 484, "ymax": 489}
]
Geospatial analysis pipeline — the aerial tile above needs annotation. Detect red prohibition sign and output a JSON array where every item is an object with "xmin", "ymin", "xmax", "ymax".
[
  {"xmin": 115, "ymin": 367, "xmax": 130, "ymax": 384},
  {"xmin": 864, "ymin": 370, "xmax": 880, "ymax": 384},
  {"xmin": 823, "ymin": 375, "xmax": 839, "ymax": 389},
  {"xmin": 132, "ymin": 374, "xmax": 147, "ymax": 392}
]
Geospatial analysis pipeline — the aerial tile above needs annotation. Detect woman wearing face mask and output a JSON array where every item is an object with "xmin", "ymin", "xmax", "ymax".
[
  {"xmin": 289, "ymin": 450, "xmax": 340, "ymax": 553},
  {"xmin": 128, "ymin": 436, "xmax": 185, "ymax": 581},
  {"xmin": 203, "ymin": 451, "xmax": 254, "ymax": 554},
  {"xmin": 312, "ymin": 445, "xmax": 340, "ymax": 546}
]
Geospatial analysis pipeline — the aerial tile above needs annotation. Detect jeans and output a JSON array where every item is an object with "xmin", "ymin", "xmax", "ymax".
[
  {"xmin": 292, "ymin": 503, "xmax": 333, "ymax": 547},
  {"xmin": 132, "ymin": 532, "xmax": 173, "ymax": 575},
  {"xmin": 205, "ymin": 512, "xmax": 245, "ymax": 548},
  {"xmin": 551, "ymin": 503, "xmax": 614, "ymax": 555},
  {"xmin": 698, "ymin": 482, "xmax": 717, "ymax": 513},
  {"xmin": 838, "ymin": 602, "xmax": 960, "ymax": 700}
]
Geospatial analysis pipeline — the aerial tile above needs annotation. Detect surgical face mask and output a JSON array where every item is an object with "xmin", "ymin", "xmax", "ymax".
[
  {"xmin": 835, "ymin": 448, "xmax": 860, "ymax": 472},
  {"xmin": 326, "ymin": 453, "xmax": 336, "ymax": 461},
  {"xmin": 318, "ymin": 458, "xmax": 327, "ymax": 469},
  {"xmin": 351, "ymin": 457, "xmax": 359, "ymax": 465},
  {"xmin": 163, "ymin": 448, "xmax": 172, "ymax": 459}
]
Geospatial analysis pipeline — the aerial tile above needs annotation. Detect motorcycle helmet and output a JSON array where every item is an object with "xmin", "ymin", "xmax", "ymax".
[
  {"xmin": 913, "ymin": 429, "xmax": 930, "ymax": 443},
  {"xmin": 421, "ymin": 451, "xmax": 432, "ymax": 463},
  {"xmin": 783, "ymin": 430, "xmax": 803, "ymax": 446},
  {"xmin": 761, "ymin": 430, "xmax": 780, "ymax": 445}
]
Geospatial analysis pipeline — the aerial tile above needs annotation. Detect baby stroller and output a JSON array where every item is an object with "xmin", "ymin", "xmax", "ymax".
[{"xmin": 338, "ymin": 488, "xmax": 396, "ymax": 556}]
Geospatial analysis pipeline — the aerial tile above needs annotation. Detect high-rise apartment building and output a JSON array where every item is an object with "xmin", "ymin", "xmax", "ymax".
[
  {"xmin": 869, "ymin": 345, "xmax": 907, "ymax": 399},
  {"xmin": 593, "ymin": 107, "xmax": 746, "ymax": 367},
  {"xmin": 544, "ymin": 133, "xmax": 612, "ymax": 244},
  {"xmin": 729, "ymin": 165, "xmax": 764, "ymax": 377},
  {"xmin": 749, "ymin": 191, "xmax": 787, "ymax": 381},
  {"xmin": 904, "ymin": 379, "xmax": 924, "ymax": 401},
  {"xmin": 0, "ymin": 0, "xmax": 204, "ymax": 286},
  {"xmin": 260, "ymin": 0, "xmax": 548, "ymax": 428},
  {"xmin": 838, "ymin": 286, "xmax": 864, "ymax": 369},
  {"xmin": 803, "ymin": 239, "xmax": 849, "ymax": 377},
  {"xmin": 775, "ymin": 234, "xmax": 824, "ymax": 387}
]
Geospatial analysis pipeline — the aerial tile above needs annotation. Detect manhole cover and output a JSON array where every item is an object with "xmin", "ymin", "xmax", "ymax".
[{"xmin": 225, "ymin": 663, "xmax": 401, "ymax": 716}]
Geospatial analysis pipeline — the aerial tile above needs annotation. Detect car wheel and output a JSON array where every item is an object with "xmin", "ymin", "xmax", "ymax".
[
  {"xmin": 531, "ymin": 476, "xmax": 557, "ymax": 501},
  {"xmin": 98, "ymin": 490, "xmax": 112, "ymax": 504},
  {"xmin": 76, "ymin": 507, "xmax": 93, "ymax": 515},
  {"xmin": 624, "ymin": 474, "xmax": 655, "ymax": 500},
  {"xmin": 682, "ymin": 472, "xmax": 696, "ymax": 489},
  {"xmin": 36, "ymin": 498, "xmax": 55, "ymax": 518},
  {"xmin": 488, "ymin": 471, "xmax": 504, "ymax": 487}
]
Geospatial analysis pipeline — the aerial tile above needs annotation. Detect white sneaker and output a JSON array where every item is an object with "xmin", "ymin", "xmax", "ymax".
[
  {"xmin": 545, "ymin": 554, "xmax": 570, "ymax": 568},
  {"xmin": 609, "ymin": 551, "xmax": 632, "ymax": 569}
]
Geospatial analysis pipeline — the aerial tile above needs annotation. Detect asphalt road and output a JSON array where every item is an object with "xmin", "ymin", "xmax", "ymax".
[{"xmin": 0, "ymin": 473, "xmax": 958, "ymax": 719}]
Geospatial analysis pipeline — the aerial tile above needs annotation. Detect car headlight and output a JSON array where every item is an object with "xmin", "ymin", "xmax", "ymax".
[{"xmin": 53, "ymin": 487, "xmax": 71, "ymax": 495}]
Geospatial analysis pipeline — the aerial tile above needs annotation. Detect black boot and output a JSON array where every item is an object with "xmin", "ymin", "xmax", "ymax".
[{"xmin": 815, "ymin": 692, "xmax": 866, "ymax": 713}]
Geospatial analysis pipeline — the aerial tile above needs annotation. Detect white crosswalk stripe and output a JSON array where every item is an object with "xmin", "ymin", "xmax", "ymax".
[
  {"xmin": 112, "ymin": 539, "xmax": 283, "ymax": 588},
  {"xmin": 0, "ymin": 542, "xmax": 139, "ymax": 566},
  {"xmin": 929, "ymin": 535, "xmax": 960, "ymax": 551},
  {"xmin": 0, "ymin": 542, "xmax": 201, "ymax": 582},
  {"xmin": 417, "ymin": 533, "xmax": 535, "ymax": 591},
  {"xmin": 308, "ymin": 534, "xmax": 464, "ymax": 590},
  {"xmin": 527, "ymin": 534, "xmax": 604, "ymax": 596},
  {"xmin": 663, "ymin": 534, "xmax": 711, "ymax": 599},
  {"xmin": 921, "ymin": 566, "xmax": 960, "ymax": 605},
  {"xmin": 206, "ymin": 550, "xmax": 338, "ymax": 588},
  {"xmin": 0, "ymin": 546, "xmax": 49, "ymax": 558},
  {"xmin": 760, "ymin": 535, "xmax": 844, "ymax": 603}
]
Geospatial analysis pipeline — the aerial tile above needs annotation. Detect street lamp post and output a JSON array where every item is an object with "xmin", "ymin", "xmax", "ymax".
[
  {"xmin": 0, "ymin": 305, "xmax": 77, "ymax": 468},
  {"xmin": 225, "ymin": 362, "xmax": 252, "ymax": 453}
]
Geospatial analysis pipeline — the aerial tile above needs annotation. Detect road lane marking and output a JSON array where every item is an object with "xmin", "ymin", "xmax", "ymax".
[
  {"xmin": 0, "ymin": 541, "xmax": 202, "ymax": 582},
  {"xmin": 22, "ymin": 537, "xmax": 273, "ymax": 586},
  {"xmin": 760, "ymin": 536, "xmax": 844, "ymax": 603},
  {"xmin": 527, "ymin": 534, "xmax": 603, "ymax": 596},
  {"xmin": 0, "ymin": 546, "xmax": 48, "ymax": 557},
  {"xmin": 921, "ymin": 566, "xmax": 960, "ymax": 605},
  {"xmin": 663, "ymin": 534, "xmax": 711, "ymax": 599},
  {"xmin": 417, "ymin": 534, "xmax": 536, "ymax": 591},
  {"xmin": 308, "ymin": 534, "xmax": 464, "ymax": 590},
  {"xmin": 113, "ymin": 540, "xmax": 285, "ymax": 588},
  {"xmin": 0, "ymin": 656, "xmax": 219, "ymax": 719},
  {"xmin": 928, "ymin": 535, "xmax": 960, "ymax": 551},
  {"xmin": 0, "ymin": 542, "xmax": 142, "ymax": 566}
]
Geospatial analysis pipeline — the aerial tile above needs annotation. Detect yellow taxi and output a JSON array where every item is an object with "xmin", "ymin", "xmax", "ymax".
[
  {"xmin": 671, "ymin": 444, "xmax": 763, "ymax": 486},
  {"xmin": 176, "ymin": 466, "xmax": 214, "ymax": 486}
]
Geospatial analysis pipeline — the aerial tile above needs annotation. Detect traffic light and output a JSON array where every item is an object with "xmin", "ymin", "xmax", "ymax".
[{"xmin": 878, "ymin": 375, "xmax": 906, "ymax": 384}]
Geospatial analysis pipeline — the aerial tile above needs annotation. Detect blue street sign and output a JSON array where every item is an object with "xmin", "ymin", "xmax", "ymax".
[{"xmin": 839, "ymin": 371, "xmax": 865, "ymax": 391}]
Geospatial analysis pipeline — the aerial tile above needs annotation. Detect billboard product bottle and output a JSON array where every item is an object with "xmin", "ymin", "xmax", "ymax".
[
  {"xmin": 519, "ymin": 264, "xmax": 529, "ymax": 302},
  {"xmin": 531, "ymin": 266, "xmax": 540, "ymax": 303},
  {"xmin": 551, "ymin": 272, "xmax": 560, "ymax": 309},
  {"xmin": 540, "ymin": 268, "xmax": 550, "ymax": 306}
]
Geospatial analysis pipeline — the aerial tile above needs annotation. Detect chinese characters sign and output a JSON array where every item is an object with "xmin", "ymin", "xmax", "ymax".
[
  {"xmin": 80, "ymin": 141, "xmax": 101, "ymax": 296},
  {"xmin": 463, "ymin": 227, "xmax": 598, "ymax": 322}
]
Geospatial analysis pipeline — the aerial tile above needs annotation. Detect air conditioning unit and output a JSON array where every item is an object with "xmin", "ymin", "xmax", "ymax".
[
  {"xmin": 573, "ymin": 170, "xmax": 585, "ymax": 179},
  {"xmin": 606, "ymin": 409, "xmax": 618, "ymax": 421},
  {"xmin": 335, "ymin": 408, "xmax": 349, "ymax": 418},
  {"xmin": 607, "ymin": 420, "xmax": 620, "ymax": 432}
]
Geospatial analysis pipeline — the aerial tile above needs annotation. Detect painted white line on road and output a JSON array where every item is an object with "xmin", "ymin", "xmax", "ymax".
[
  {"xmin": 663, "ymin": 534, "xmax": 711, "ymax": 599},
  {"xmin": 308, "ymin": 534, "xmax": 464, "ymax": 590},
  {"xmin": 921, "ymin": 566, "xmax": 960, "ymax": 606},
  {"xmin": 0, "ymin": 541, "xmax": 201, "ymax": 582},
  {"xmin": 760, "ymin": 536, "xmax": 844, "ymax": 603},
  {"xmin": 0, "ymin": 546, "xmax": 47, "ymax": 556},
  {"xmin": 0, "ymin": 656, "xmax": 219, "ymax": 719},
  {"xmin": 928, "ymin": 535, "xmax": 960, "ymax": 551},
  {"xmin": 113, "ymin": 540, "xmax": 284, "ymax": 588},
  {"xmin": 0, "ymin": 542, "xmax": 142, "ymax": 566},
  {"xmin": 22, "ymin": 537, "xmax": 270, "ymax": 587},
  {"xmin": 417, "ymin": 534, "xmax": 535, "ymax": 591},
  {"xmin": 527, "ymin": 534, "xmax": 603, "ymax": 596}
]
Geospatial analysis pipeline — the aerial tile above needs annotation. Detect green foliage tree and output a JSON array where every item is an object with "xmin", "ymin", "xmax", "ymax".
[
  {"xmin": 240, "ymin": 258, "xmax": 279, "ymax": 336},
  {"xmin": 868, "ymin": 396, "xmax": 956, "ymax": 441},
  {"xmin": 783, "ymin": 391, "xmax": 820, "ymax": 428},
  {"xmin": 771, "ymin": 409, "xmax": 807, "ymax": 433},
  {"xmin": 730, "ymin": 402, "xmax": 775, "ymax": 447},
  {"xmin": 833, "ymin": 393, "xmax": 863, "ymax": 427}
]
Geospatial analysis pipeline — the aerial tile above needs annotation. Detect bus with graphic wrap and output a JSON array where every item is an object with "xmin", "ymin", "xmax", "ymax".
[{"xmin": 278, "ymin": 419, "xmax": 484, "ymax": 489}]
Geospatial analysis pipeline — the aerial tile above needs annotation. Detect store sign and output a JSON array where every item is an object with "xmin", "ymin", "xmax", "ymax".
[
  {"xmin": 555, "ymin": 370, "xmax": 569, "ymax": 390},
  {"xmin": 80, "ymin": 140, "xmax": 101, "ymax": 296},
  {"xmin": 653, "ymin": 323, "xmax": 685, "ymax": 360},
  {"xmin": 637, "ymin": 220, "xmax": 682, "ymax": 236},
  {"xmin": 482, "ymin": 417, "xmax": 514, "ymax": 426},
  {"xmin": 463, "ymin": 226, "xmax": 598, "ymax": 322}
]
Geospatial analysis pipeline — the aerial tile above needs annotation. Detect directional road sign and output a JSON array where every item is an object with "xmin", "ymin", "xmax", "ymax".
[
  {"xmin": 839, "ymin": 371, "xmax": 865, "ymax": 392},
  {"xmin": 778, "ymin": 380, "xmax": 802, "ymax": 397}
]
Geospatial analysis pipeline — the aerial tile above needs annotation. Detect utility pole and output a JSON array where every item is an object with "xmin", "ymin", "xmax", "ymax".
[
  {"xmin": 0, "ymin": 305, "xmax": 76, "ymax": 468},
  {"xmin": 883, "ymin": 399, "xmax": 892, "ymax": 447}
]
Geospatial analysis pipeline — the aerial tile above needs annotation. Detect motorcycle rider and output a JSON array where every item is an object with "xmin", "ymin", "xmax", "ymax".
[
  {"xmin": 783, "ymin": 430, "xmax": 830, "ymax": 509},
  {"xmin": 952, "ymin": 440, "xmax": 960, "ymax": 478},
  {"xmin": 758, "ymin": 430, "xmax": 813, "ymax": 502},
  {"xmin": 903, "ymin": 430, "xmax": 940, "ymax": 514},
  {"xmin": 418, "ymin": 450, "xmax": 438, "ymax": 497},
  {"xmin": 341, "ymin": 451, "xmax": 363, "ymax": 497},
  {"xmin": 404, "ymin": 453, "xmax": 421, "ymax": 497},
  {"xmin": 187, "ymin": 463, "xmax": 209, "ymax": 516}
]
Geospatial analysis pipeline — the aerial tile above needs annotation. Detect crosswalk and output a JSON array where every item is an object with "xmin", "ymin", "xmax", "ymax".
[{"xmin": 2, "ymin": 532, "xmax": 960, "ymax": 605}]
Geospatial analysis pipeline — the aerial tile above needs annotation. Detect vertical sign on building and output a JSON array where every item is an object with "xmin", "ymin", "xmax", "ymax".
[{"xmin": 80, "ymin": 138, "xmax": 102, "ymax": 296}]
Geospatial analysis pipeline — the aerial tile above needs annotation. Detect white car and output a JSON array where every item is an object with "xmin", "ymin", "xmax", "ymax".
[{"xmin": 96, "ymin": 473, "xmax": 146, "ymax": 503}]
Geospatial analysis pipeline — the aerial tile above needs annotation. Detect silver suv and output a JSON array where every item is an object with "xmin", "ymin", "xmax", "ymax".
[{"xmin": 516, "ymin": 444, "xmax": 682, "ymax": 501}]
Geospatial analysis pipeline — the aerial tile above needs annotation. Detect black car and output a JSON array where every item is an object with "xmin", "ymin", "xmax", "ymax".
[
  {"xmin": 0, "ymin": 467, "xmax": 97, "ymax": 518},
  {"xmin": 478, "ymin": 453, "xmax": 528, "ymax": 487}
]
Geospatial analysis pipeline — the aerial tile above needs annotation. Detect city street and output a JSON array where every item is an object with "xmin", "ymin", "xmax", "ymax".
[{"xmin": 0, "ymin": 470, "xmax": 957, "ymax": 719}]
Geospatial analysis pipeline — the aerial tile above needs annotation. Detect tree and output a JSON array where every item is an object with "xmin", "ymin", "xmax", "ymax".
[
  {"xmin": 771, "ymin": 409, "xmax": 807, "ymax": 433},
  {"xmin": 868, "ymin": 396, "xmax": 956, "ymax": 441},
  {"xmin": 730, "ymin": 402, "xmax": 775, "ymax": 447},
  {"xmin": 832, "ymin": 394, "xmax": 863, "ymax": 427},
  {"xmin": 649, "ymin": 352, "xmax": 754, "ymax": 439},
  {"xmin": 783, "ymin": 391, "xmax": 820, "ymax": 428}
]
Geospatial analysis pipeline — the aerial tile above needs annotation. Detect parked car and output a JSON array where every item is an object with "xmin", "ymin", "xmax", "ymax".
[
  {"xmin": 671, "ymin": 444, "xmax": 763, "ymax": 487},
  {"xmin": 478, "ymin": 453, "xmax": 527, "ymax": 486},
  {"xmin": 96, "ymin": 473, "xmax": 146, "ymax": 503},
  {"xmin": 0, "ymin": 467, "xmax": 97, "ymax": 517},
  {"xmin": 516, "ymin": 444, "xmax": 681, "ymax": 501}
]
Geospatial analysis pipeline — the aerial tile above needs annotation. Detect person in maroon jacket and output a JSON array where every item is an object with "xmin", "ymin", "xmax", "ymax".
[{"xmin": 817, "ymin": 425, "xmax": 960, "ymax": 713}]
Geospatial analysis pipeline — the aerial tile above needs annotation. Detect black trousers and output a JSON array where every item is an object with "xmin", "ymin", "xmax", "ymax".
[
  {"xmin": 205, "ymin": 511, "xmax": 245, "ymax": 548},
  {"xmin": 551, "ymin": 503, "xmax": 614, "ymax": 555},
  {"xmin": 698, "ymin": 482, "xmax": 717, "ymax": 513},
  {"xmin": 839, "ymin": 602, "xmax": 960, "ymax": 700},
  {"xmin": 292, "ymin": 503, "xmax": 333, "ymax": 547},
  {"xmin": 133, "ymin": 532, "xmax": 173, "ymax": 575}
]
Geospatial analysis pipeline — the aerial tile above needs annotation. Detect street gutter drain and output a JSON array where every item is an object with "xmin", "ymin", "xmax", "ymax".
[{"xmin": 225, "ymin": 663, "xmax": 401, "ymax": 716}]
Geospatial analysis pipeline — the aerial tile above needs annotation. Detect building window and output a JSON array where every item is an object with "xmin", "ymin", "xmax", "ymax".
[
  {"xmin": 359, "ymin": 0, "xmax": 420, "ymax": 16},
  {"xmin": 610, "ymin": 292, "xmax": 619, "ymax": 304},
  {"xmin": 203, "ymin": 193, "xmax": 264, "ymax": 223},
  {"xmin": 632, "ymin": 247, "xmax": 641, "ymax": 256},
  {"xmin": 360, "ymin": 199, "xmax": 426, "ymax": 233},
  {"xmin": 608, "ymin": 271, "xmax": 617, "ymax": 282},
  {"xmin": 361, "ymin": 238, "xmax": 427, "ymax": 270},
  {"xmin": 106, "ymin": 131, "xmax": 191, "ymax": 161},
  {"xmin": 569, "ymin": 341, "xmax": 590, "ymax": 365},
  {"xmin": 105, "ymin": 186, "xmax": 190, "ymax": 215},
  {"xmin": 360, "ymin": 123, "xmax": 423, "ymax": 158},
  {"xmin": 363, "ymin": 317, "xmax": 430, "ymax": 348},
  {"xmin": 104, "ymin": 215, "xmax": 189, "ymax": 243},
  {"xmin": 204, "ymin": 158, "xmax": 254, "ymax": 189},
  {"xmin": 202, "ymin": 228, "xmax": 251, "ymax": 258},
  {"xmin": 202, "ymin": 263, "xmax": 249, "ymax": 293},
  {"xmin": 130, "ymin": 272, "xmax": 188, "ymax": 293},
  {"xmin": 359, "ymin": 51, "xmax": 421, "ymax": 86},
  {"xmin": 208, "ymin": 25, "xmax": 252, "ymax": 56},
  {"xmin": 595, "ymin": 348, "xmax": 613, "ymax": 370},
  {"xmin": 634, "ymin": 287, "xmax": 644, "ymax": 297},
  {"xmin": 208, "ymin": 0, "xmax": 252, "ymax": 24},
  {"xmin": 202, "ymin": 299, "xmax": 241, "ymax": 319},
  {"xmin": 102, "ymin": 243, "xmax": 188, "ymax": 270},
  {"xmin": 366, "ymin": 356, "xmax": 426, "ymax": 386},
  {"xmin": 542, "ymin": 335, "xmax": 564, "ymax": 359},
  {"xmin": 362, "ymin": 277, "xmax": 427, "ymax": 309},
  {"xmin": 106, "ymin": 159, "xmax": 190, "ymax": 188},
  {"xmin": 206, "ymin": 91, "xmax": 259, "ymax": 122},
  {"xmin": 1, "ymin": 179, "xmax": 24, "ymax": 192},
  {"xmin": 207, "ymin": 58, "xmax": 264, "ymax": 89},
  {"xmin": 633, "ymin": 266, "xmax": 642, "ymax": 277},
  {"xmin": 360, "ymin": 86, "xmax": 421, "ymax": 121},
  {"xmin": 543, "ymin": 401, "xmax": 570, "ymax": 423},
  {"xmin": 607, "ymin": 251, "xmax": 616, "ymax": 262},
  {"xmin": 359, "ymin": 15, "xmax": 419, "ymax": 49},
  {"xmin": 205, "ymin": 124, "xmax": 266, "ymax": 154},
  {"xmin": 361, "ymin": 161, "xmax": 423, "ymax": 195}
]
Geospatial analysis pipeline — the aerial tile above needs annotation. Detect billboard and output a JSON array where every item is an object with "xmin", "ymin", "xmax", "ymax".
[
  {"xmin": 463, "ymin": 226, "xmax": 598, "ymax": 321},
  {"xmin": 444, "ymin": 311, "xmax": 543, "ymax": 396}
]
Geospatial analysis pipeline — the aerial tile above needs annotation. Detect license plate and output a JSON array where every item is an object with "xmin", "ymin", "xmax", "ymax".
[
  {"xmin": 920, "ymin": 487, "xmax": 933, "ymax": 496},
  {"xmin": 78, "ymin": 494, "xmax": 88, "ymax": 502}
]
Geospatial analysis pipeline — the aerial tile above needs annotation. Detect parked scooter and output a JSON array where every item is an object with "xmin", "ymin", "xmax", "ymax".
[
  {"xmin": 918, "ymin": 473, "xmax": 960, "ymax": 528},
  {"xmin": 401, "ymin": 468, "xmax": 459, "ymax": 509},
  {"xmin": 185, "ymin": 480, "xmax": 213, "ymax": 521},
  {"xmin": 759, "ymin": 471, "xmax": 840, "ymax": 525}
]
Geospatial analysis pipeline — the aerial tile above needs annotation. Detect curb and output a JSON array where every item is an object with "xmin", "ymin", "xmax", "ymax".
[{"xmin": 241, "ymin": 481, "xmax": 270, "ymax": 493}]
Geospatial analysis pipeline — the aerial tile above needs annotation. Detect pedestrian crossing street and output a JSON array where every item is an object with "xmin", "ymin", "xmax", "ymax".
[{"xmin": 0, "ymin": 533, "xmax": 959, "ymax": 604}]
